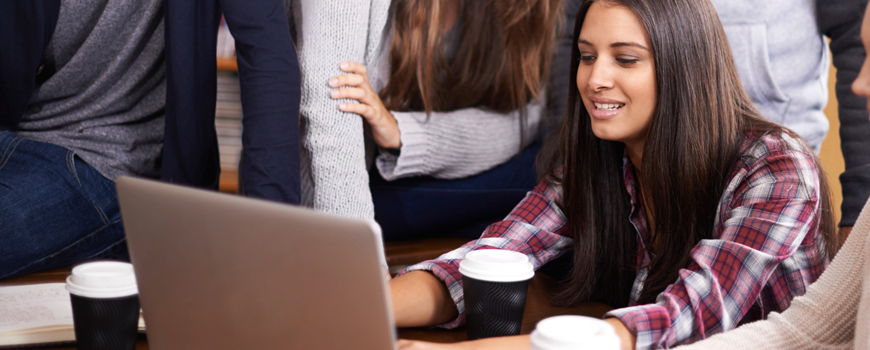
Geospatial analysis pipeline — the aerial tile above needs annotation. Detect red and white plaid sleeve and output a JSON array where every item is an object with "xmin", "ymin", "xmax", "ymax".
[
  {"xmin": 606, "ymin": 135, "xmax": 827, "ymax": 349},
  {"xmin": 399, "ymin": 175, "xmax": 574, "ymax": 328}
]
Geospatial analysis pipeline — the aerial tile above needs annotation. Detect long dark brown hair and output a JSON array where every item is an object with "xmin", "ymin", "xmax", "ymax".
[
  {"xmin": 547, "ymin": 0, "xmax": 838, "ymax": 308},
  {"xmin": 379, "ymin": 0, "xmax": 561, "ymax": 115}
]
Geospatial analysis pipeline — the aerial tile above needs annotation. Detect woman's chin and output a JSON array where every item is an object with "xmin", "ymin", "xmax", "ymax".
[{"xmin": 590, "ymin": 124, "xmax": 622, "ymax": 143}]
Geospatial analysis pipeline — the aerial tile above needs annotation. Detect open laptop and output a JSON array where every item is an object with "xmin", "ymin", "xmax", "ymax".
[{"xmin": 115, "ymin": 176, "xmax": 396, "ymax": 349}]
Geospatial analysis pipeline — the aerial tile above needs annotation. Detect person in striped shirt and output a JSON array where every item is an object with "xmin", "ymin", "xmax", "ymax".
[{"xmin": 388, "ymin": 0, "xmax": 840, "ymax": 349}]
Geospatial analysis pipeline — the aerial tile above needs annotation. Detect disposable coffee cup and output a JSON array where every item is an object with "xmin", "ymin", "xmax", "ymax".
[
  {"xmin": 66, "ymin": 261, "xmax": 140, "ymax": 350},
  {"xmin": 459, "ymin": 249, "xmax": 534, "ymax": 340},
  {"xmin": 530, "ymin": 316, "xmax": 620, "ymax": 350}
]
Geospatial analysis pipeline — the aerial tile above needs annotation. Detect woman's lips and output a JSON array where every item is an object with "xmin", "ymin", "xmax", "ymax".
[{"xmin": 588, "ymin": 100, "xmax": 625, "ymax": 120}]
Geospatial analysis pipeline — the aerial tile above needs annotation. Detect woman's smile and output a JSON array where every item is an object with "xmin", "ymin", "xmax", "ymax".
[{"xmin": 589, "ymin": 97, "xmax": 626, "ymax": 120}]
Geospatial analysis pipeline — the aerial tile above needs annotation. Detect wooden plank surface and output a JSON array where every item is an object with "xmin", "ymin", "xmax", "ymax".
[
  {"xmin": 219, "ymin": 170, "xmax": 239, "ymax": 194},
  {"xmin": 216, "ymin": 57, "xmax": 237, "ymax": 72}
]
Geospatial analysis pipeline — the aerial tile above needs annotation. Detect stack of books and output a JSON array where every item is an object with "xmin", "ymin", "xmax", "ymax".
[
  {"xmin": 216, "ymin": 72, "xmax": 243, "ymax": 173},
  {"xmin": 215, "ymin": 17, "xmax": 242, "ymax": 175}
]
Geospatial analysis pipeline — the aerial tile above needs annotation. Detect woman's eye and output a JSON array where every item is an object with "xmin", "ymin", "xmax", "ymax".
[
  {"xmin": 616, "ymin": 58, "xmax": 639, "ymax": 65},
  {"xmin": 579, "ymin": 55, "xmax": 596, "ymax": 64}
]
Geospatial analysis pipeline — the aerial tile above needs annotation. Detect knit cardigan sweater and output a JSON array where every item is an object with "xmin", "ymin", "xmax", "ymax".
[{"xmin": 678, "ymin": 197, "xmax": 870, "ymax": 350}]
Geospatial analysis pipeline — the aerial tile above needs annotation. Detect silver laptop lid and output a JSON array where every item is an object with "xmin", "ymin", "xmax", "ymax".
[{"xmin": 116, "ymin": 176, "xmax": 396, "ymax": 350}]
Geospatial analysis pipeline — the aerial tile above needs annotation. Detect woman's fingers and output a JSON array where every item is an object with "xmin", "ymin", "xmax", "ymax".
[
  {"xmin": 339, "ymin": 61, "xmax": 368, "ymax": 79},
  {"xmin": 396, "ymin": 339, "xmax": 455, "ymax": 349},
  {"xmin": 330, "ymin": 87, "xmax": 367, "ymax": 101},
  {"xmin": 331, "ymin": 86, "xmax": 381, "ymax": 108},
  {"xmin": 328, "ymin": 73, "xmax": 366, "ymax": 88},
  {"xmin": 338, "ymin": 102, "xmax": 374, "ymax": 120},
  {"xmin": 329, "ymin": 61, "xmax": 401, "ymax": 149}
]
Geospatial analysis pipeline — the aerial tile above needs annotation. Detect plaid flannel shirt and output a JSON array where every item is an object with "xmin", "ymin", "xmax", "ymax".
[{"xmin": 401, "ymin": 132, "xmax": 827, "ymax": 349}]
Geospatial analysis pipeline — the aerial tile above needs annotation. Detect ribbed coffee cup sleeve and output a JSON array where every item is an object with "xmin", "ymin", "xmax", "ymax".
[
  {"xmin": 462, "ymin": 275, "xmax": 530, "ymax": 340},
  {"xmin": 70, "ymin": 294, "xmax": 140, "ymax": 350}
]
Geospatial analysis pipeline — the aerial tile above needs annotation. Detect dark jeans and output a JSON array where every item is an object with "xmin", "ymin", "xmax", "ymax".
[
  {"xmin": 0, "ymin": 131, "xmax": 128, "ymax": 279},
  {"xmin": 371, "ymin": 143, "xmax": 541, "ymax": 241}
]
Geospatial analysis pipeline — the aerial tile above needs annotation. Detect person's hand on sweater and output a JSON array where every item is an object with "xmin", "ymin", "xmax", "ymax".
[{"xmin": 329, "ymin": 61, "xmax": 402, "ymax": 150}]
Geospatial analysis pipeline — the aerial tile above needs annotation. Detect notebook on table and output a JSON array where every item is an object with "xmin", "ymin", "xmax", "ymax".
[
  {"xmin": 0, "ymin": 282, "xmax": 145, "ymax": 349},
  {"xmin": 116, "ymin": 176, "xmax": 396, "ymax": 350}
]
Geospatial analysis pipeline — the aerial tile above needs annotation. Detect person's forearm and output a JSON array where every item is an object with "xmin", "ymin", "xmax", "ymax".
[
  {"xmin": 391, "ymin": 271, "xmax": 459, "ymax": 327},
  {"xmin": 396, "ymin": 335, "xmax": 531, "ymax": 350},
  {"xmin": 605, "ymin": 318, "xmax": 636, "ymax": 350},
  {"xmin": 463, "ymin": 335, "xmax": 531, "ymax": 350}
]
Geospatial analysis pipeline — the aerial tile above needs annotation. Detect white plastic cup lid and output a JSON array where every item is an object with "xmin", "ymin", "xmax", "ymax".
[
  {"xmin": 530, "ymin": 316, "xmax": 620, "ymax": 350},
  {"xmin": 66, "ymin": 261, "xmax": 138, "ymax": 299},
  {"xmin": 458, "ymin": 249, "xmax": 534, "ymax": 282}
]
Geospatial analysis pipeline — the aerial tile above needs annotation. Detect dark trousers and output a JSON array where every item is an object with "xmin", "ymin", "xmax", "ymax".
[
  {"xmin": 0, "ymin": 131, "xmax": 128, "ymax": 279},
  {"xmin": 371, "ymin": 143, "xmax": 541, "ymax": 241}
]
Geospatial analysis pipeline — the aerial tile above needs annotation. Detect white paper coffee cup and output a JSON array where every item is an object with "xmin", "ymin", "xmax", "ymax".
[
  {"xmin": 459, "ymin": 250, "xmax": 535, "ymax": 340},
  {"xmin": 65, "ymin": 261, "xmax": 141, "ymax": 350},
  {"xmin": 530, "ymin": 316, "xmax": 621, "ymax": 350},
  {"xmin": 66, "ymin": 261, "xmax": 138, "ymax": 298},
  {"xmin": 458, "ymin": 249, "xmax": 534, "ymax": 282}
]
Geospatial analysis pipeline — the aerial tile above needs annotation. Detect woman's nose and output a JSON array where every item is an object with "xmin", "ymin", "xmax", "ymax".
[{"xmin": 586, "ymin": 61, "xmax": 613, "ymax": 91}]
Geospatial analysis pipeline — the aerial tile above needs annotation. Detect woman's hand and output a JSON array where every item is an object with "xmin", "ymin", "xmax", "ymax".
[
  {"xmin": 397, "ymin": 335, "xmax": 530, "ymax": 350},
  {"xmin": 397, "ymin": 340, "xmax": 472, "ymax": 350},
  {"xmin": 604, "ymin": 318, "xmax": 636, "ymax": 350},
  {"xmin": 329, "ymin": 61, "xmax": 401, "ymax": 150}
]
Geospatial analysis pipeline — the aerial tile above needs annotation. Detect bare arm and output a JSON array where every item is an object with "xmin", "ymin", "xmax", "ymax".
[
  {"xmin": 390, "ymin": 271, "xmax": 533, "ymax": 350},
  {"xmin": 396, "ymin": 336, "xmax": 531, "ymax": 350},
  {"xmin": 605, "ymin": 318, "xmax": 636, "ymax": 350},
  {"xmin": 391, "ymin": 270, "xmax": 458, "ymax": 327}
]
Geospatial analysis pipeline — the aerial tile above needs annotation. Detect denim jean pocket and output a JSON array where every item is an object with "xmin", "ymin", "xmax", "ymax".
[
  {"xmin": 65, "ymin": 149, "xmax": 84, "ymax": 188},
  {"xmin": 0, "ymin": 133, "xmax": 24, "ymax": 173},
  {"xmin": 68, "ymin": 151, "xmax": 114, "ymax": 224}
]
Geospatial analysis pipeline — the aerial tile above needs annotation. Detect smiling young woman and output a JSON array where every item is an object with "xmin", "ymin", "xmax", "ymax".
[{"xmin": 389, "ymin": 0, "xmax": 838, "ymax": 349}]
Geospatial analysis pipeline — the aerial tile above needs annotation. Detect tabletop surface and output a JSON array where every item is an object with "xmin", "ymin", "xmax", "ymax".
[{"xmin": 0, "ymin": 267, "xmax": 610, "ymax": 348}]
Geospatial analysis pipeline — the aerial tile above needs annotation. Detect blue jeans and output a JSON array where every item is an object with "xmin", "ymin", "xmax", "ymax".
[
  {"xmin": 0, "ymin": 131, "xmax": 128, "ymax": 279},
  {"xmin": 371, "ymin": 143, "xmax": 541, "ymax": 241}
]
